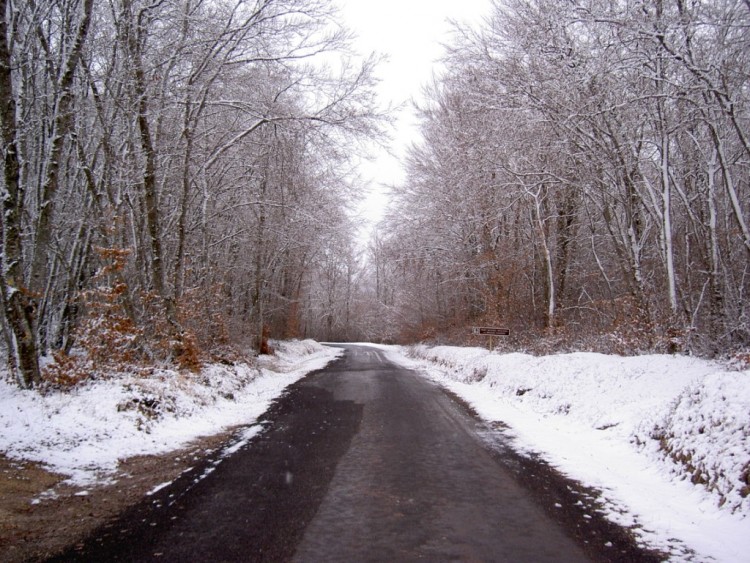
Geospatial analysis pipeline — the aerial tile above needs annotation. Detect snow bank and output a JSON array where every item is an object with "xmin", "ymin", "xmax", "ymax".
[
  {"xmin": 0, "ymin": 340, "xmax": 340, "ymax": 486},
  {"xmin": 389, "ymin": 344, "xmax": 750, "ymax": 562}
]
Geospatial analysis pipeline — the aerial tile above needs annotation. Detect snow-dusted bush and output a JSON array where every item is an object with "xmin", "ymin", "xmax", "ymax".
[{"xmin": 646, "ymin": 375, "xmax": 750, "ymax": 512}]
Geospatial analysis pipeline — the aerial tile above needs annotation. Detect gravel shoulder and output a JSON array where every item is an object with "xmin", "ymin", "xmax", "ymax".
[{"xmin": 0, "ymin": 430, "xmax": 237, "ymax": 562}]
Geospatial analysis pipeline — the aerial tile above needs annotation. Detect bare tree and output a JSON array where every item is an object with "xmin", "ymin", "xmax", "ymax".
[
  {"xmin": 0, "ymin": 0, "xmax": 94, "ymax": 387},
  {"xmin": 378, "ymin": 0, "xmax": 750, "ymax": 354},
  {"xmin": 0, "ymin": 0, "xmax": 385, "ymax": 386}
]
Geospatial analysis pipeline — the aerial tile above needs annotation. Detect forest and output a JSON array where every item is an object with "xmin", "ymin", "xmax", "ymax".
[
  {"xmin": 1, "ymin": 0, "xmax": 749, "ymax": 390},
  {"xmin": 0, "ymin": 0, "xmax": 382, "ymax": 388},
  {"xmin": 370, "ymin": 0, "xmax": 750, "ymax": 357}
]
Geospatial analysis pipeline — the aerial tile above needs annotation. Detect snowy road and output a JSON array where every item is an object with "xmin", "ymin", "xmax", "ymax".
[{"xmin": 50, "ymin": 345, "xmax": 660, "ymax": 562}]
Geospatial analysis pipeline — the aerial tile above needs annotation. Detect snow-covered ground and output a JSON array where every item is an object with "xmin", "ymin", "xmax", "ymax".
[
  {"xmin": 3, "ymin": 339, "xmax": 748, "ymax": 560},
  {"xmin": 0, "ymin": 340, "xmax": 341, "ymax": 487},
  {"xmin": 379, "ymin": 344, "xmax": 750, "ymax": 562}
]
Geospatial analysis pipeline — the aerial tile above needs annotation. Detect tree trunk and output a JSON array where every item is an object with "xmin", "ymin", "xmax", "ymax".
[
  {"xmin": 28, "ymin": 0, "xmax": 95, "ymax": 351},
  {"xmin": 531, "ymin": 189, "xmax": 555, "ymax": 331},
  {"xmin": 0, "ymin": 0, "xmax": 40, "ymax": 387},
  {"xmin": 660, "ymin": 123, "xmax": 678, "ymax": 315},
  {"xmin": 122, "ymin": 0, "xmax": 181, "ymax": 346}
]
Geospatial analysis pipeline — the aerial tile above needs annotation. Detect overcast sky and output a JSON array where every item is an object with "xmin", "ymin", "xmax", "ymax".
[{"xmin": 336, "ymin": 0, "xmax": 491, "ymax": 234}]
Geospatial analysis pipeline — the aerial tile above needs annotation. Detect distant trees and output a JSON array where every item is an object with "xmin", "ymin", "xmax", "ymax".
[
  {"xmin": 376, "ymin": 0, "xmax": 750, "ymax": 355},
  {"xmin": 0, "ymin": 0, "xmax": 382, "ymax": 388}
]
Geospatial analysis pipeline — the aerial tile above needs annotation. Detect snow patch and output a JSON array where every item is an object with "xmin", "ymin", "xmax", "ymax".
[{"xmin": 146, "ymin": 480, "xmax": 174, "ymax": 496}]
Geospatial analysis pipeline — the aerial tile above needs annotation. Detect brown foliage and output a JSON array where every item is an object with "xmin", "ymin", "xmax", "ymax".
[
  {"xmin": 41, "ymin": 350, "xmax": 91, "ymax": 387},
  {"xmin": 177, "ymin": 284, "xmax": 230, "ymax": 352},
  {"xmin": 42, "ymin": 248, "xmax": 142, "ymax": 387},
  {"xmin": 259, "ymin": 325, "xmax": 274, "ymax": 355}
]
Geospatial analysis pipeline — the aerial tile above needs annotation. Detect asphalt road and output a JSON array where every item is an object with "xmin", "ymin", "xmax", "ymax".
[{"xmin": 51, "ymin": 345, "xmax": 662, "ymax": 562}]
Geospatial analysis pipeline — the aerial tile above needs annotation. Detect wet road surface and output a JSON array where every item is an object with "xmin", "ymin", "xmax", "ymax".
[{"xmin": 51, "ymin": 345, "xmax": 661, "ymax": 562}]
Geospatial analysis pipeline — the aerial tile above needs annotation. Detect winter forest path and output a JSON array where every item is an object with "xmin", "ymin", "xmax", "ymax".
[{"xmin": 50, "ymin": 345, "xmax": 659, "ymax": 562}]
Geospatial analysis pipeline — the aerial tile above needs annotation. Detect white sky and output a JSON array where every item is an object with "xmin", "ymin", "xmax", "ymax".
[{"xmin": 336, "ymin": 0, "xmax": 491, "ymax": 238}]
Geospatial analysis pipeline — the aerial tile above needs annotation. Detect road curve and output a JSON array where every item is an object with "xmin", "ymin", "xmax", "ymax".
[{"xmin": 51, "ymin": 344, "xmax": 655, "ymax": 562}]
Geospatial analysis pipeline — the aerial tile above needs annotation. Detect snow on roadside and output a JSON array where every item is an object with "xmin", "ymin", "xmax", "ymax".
[
  {"xmin": 0, "ymin": 340, "xmax": 340, "ymax": 487},
  {"xmin": 381, "ymin": 344, "xmax": 750, "ymax": 562}
]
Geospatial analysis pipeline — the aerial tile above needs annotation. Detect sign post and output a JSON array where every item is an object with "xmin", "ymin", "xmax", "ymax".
[{"xmin": 471, "ymin": 326, "xmax": 510, "ymax": 351}]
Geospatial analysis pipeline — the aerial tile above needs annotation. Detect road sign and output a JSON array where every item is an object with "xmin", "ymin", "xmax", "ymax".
[{"xmin": 472, "ymin": 327, "xmax": 510, "ymax": 336}]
